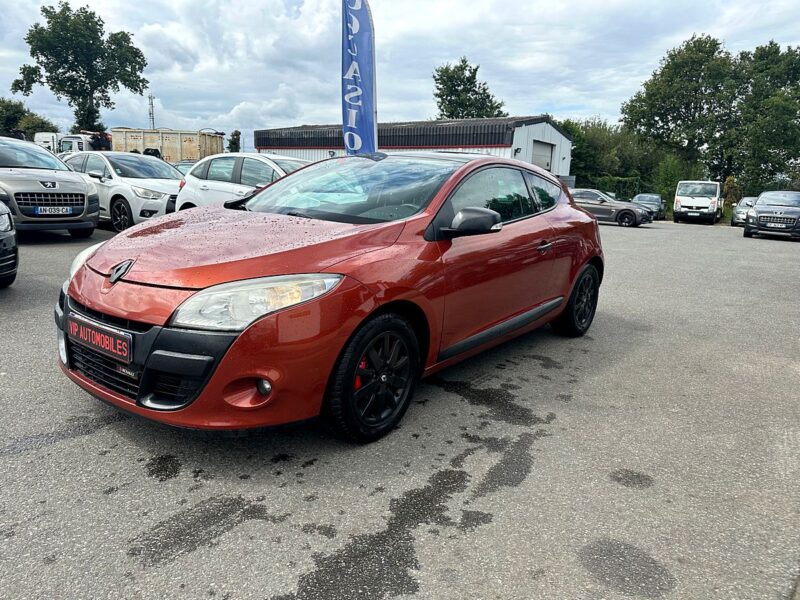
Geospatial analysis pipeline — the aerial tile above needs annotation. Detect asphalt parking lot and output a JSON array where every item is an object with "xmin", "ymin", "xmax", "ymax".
[{"xmin": 0, "ymin": 222, "xmax": 798, "ymax": 599}]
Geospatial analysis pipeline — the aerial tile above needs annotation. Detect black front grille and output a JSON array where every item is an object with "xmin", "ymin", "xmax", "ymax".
[
  {"xmin": 0, "ymin": 248, "xmax": 17, "ymax": 275},
  {"xmin": 15, "ymin": 192, "xmax": 85, "ymax": 207},
  {"xmin": 69, "ymin": 343, "xmax": 141, "ymax": 399},
  {"xmin": 69, "ymin": 298, "xmax": 152, "ymax": 333},
  {"xmin": 759, "ymin": 215, "xmax": 796, "ymax": 226},
  {"xmin": 150, "ymin": 371, "xmax": 204, "ymax": 407}
]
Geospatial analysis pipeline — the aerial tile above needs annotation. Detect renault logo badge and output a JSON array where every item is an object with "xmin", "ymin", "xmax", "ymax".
[{"xmin": 109, "ymin": 260, "xmax": 135, "ymax": 284}]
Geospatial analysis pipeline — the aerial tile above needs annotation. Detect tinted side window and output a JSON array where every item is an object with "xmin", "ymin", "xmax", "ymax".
[
  {"xmin": 240, "ymin": 158, "xmax": 276, "ymax": 187},
  {"xmin": 65, "ymin": 155, "xmax": 86, "ymax": 172},
  {"xmin": 189, "ymin": 161, "xmax": 207, "ymax": 179},
  {"xmin": 528, "ymin": 174, "xmax": 561, "ymax": 210},
  {"xmin": 85, "ymin": 155, "xmax": 110, "ymax": 178},
  {"xmin": 206, "ymin": 157, "xmax": 237, "ymax": 183},
  {"xmin": 449, "ymin": 167, "xmax": 533, "ymax": 223}
]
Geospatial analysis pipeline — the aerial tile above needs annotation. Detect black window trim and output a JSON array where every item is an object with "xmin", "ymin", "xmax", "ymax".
[
  {"xmin": 190, "ymin": 158, "xmax": 211, "ymax": 180},
  {"xmin": 205, "ymin": 155, "xmax": 239, "ymax": 184},
  {"xmin": 425, "ymin": 163, "xmax": 563, "ymax": 241}
]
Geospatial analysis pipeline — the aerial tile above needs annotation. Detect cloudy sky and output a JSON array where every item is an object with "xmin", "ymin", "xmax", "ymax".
[{"xmin": 1, "ymin": 0, "xmax": 798, "ymax": 149}]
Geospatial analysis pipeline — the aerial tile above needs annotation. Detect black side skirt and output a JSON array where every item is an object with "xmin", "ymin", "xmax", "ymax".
[{"xmin": 437, "ymin": 297, "xmax": 564, "ymax": 362}]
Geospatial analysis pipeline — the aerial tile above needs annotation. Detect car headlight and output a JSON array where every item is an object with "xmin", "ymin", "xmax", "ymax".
[
  {"xmin": 69, "ymin": 242, "xmax": 105, "ymax": 279},
  {"xmin": 0, "ymin": 213, "xmax": 11, "ymax": 232},
  {"xmin": 170, "ymin": 274, "xmax": 343, "ymax": 332},
  {"xmin": 747, "ymin": 210, "xmax": 757, "ymax": 221},
  {"xmin": 131, "ymin": 186, "xmax": 167, "ymax": 200}
]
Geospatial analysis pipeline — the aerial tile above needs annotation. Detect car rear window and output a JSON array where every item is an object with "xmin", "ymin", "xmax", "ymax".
[{"xmin": 272, "ymin": 158, "xmax": 308, "ymax": 174}]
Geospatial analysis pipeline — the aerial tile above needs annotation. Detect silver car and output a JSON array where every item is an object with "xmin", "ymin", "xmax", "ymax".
[
  {"xmin": 731, "ymin": 196, "xmax": 756, "ymax": 227},
  {"xmin": 0, "ymin": 136, "xmax": 99, "ymax": 238}
]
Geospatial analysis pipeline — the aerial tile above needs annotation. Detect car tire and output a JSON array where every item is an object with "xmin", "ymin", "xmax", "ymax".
[
  {"xmin": 617, "ymin": 212, "xmax": 635, "ymax": 227},
  {"xmin": 68, "ymin": 228, "xmax": 94, "ymax": 239},
  {"xmin": 743, "ymin": 229, "xmax": 753, "ymax": 238},
  {"xmin": 0, "ymin": 272, "xmax": 16, "ymax": 288},
  {"xmin": 110, "ymin": 198, "xmax": 133, "ymax": 232},
  {"xmin": 179, "ymin": 203, "xmax": 195, "ymax": 211},
  {"xmin": 551, "ymin": 264, "xmax": 600, "ymax": 338},
  {"xmin": 325, "ymin": 313, "xmax": 420, "ymax": 443},
  {"xmin": 673, "ymin": 216, "xmax": 680, "ymax": 223}
]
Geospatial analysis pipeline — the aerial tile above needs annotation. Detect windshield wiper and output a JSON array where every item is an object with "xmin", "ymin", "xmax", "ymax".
[{"xmin": 285, "ymin": 210, "xmax": 314, "ymax": 219}]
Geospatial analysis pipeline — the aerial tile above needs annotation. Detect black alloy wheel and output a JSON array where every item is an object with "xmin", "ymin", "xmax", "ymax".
[
  {"xmin": 551, "ymin": 264, "xmax": 600, "ymax": 337},
  {"xmin": 111, "ymin": 198, "xmax": 133, "ymax": 232},
  {"xmin": 352, "ymin": 332, "xmax": 412, "ymax": 427},
  {"xmin": 618, "ymin": 212, "xmax": 635, "ymax": 227},
  {"xmin": 326, "ymin": 313, "xmax": 420, "ymax": 443}
]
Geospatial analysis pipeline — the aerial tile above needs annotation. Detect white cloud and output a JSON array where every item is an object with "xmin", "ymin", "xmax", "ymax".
[{"xmin": 1, "ymin": 0, "xmax": 798, "ymax": 149}]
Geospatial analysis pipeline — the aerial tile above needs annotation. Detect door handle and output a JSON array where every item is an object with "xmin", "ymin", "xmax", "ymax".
[
  {"xmin": 537, "ymin": 241, "xmax": 553, "ymax": 252},
  {"xmin": 199, "ymin": 185, "xmax": 209, "ymax": 191}
]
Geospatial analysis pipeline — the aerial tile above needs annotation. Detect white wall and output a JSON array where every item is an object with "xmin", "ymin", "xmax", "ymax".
[{"xmin": 258, "ymin": 146, "xmax": 515, "ymax": 162}]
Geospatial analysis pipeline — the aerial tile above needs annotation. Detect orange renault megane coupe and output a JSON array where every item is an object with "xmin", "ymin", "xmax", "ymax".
[{"xmin": 56, "ymin": 152, "xmax": 603, "ymax": 442}]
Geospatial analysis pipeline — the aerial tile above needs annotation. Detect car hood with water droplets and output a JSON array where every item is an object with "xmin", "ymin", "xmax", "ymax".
[{"xmin": 87, "ymin": 207, "xmax": 404, "ymax": 289}]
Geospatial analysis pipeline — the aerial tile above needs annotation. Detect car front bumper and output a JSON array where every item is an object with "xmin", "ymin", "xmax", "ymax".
[
  {"xmin": 744, "ymin": 220, "xmax": 800, "ymax": 238},
  {"xmin": 16, "ymin": 217, "xmax": 98, "ymax": 231},
  {"xmin": 674, "ymin": 208, "xmax": 717, "ymax": 219},
  {"xmin": 55, "ymin": 274, "xmax": 374, "ymax": 430}
]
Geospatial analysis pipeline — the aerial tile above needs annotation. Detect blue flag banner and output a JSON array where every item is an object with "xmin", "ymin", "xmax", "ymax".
[{"xmin": 341, "ymin": 0, "xmax": 377, "ymax": 154}]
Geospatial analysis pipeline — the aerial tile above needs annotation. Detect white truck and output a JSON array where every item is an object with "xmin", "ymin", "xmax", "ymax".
[
  {"xmin": 110, "ymin": 128, "xmax": 225, "ymax": 163},
  {"xmin": 673, "ymin": 180, "xmax": 723, "ymax": 224},
  {"xmin": 33, "ymin": 132, "xmax": 60, "ymax": 152}
]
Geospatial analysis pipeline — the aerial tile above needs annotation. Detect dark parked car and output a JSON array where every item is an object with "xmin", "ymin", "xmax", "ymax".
[
  {"xmin": 0, "ymin": 200, "xmax": 18, "ymax": 288},
  {"xmin": 731, "ymin": 196, "xmax": 756, "ymax": 226},
  {"xmin": 632, "ymin": 193, "xmax": 666, "ymax": 220},
  {"xmin": 570, "ymin": 188, "xmax": 652, "ymax": 227},
  {"xmin": 743, "ymin": 191, "xmax": 800, "ymax": 239}
]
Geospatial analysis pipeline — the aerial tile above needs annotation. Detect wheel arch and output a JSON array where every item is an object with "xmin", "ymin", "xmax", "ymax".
[{"xmin": 364, "ymin": 300, "xmax": 431, "ymax": 370}]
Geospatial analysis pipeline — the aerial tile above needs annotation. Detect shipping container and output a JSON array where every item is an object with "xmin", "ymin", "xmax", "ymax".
[{"xmin": 110, "ymin": 128, "xmax": 224, "ymax": 163}]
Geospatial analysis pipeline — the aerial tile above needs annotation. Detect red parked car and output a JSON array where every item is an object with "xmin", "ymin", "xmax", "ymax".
[{"xmin": 56, "ymin": 153, "xmax": 603, "ymax": 442}]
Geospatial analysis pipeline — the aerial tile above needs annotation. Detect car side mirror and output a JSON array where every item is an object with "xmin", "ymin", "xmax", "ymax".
[
  {"xmin": 745, "ymin": 200, "xmax": 753, "ymax": 207},
  {"xmin": 87, "ymin": 170, "xmax": 105, "ymax": 182},
  {"xmin": 441, "ymin": 207, "xmax": 502, "ymax": 239}
]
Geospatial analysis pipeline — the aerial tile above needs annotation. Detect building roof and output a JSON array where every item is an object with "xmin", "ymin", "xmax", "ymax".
[{"xmin": 254, "ymin": 115, "xmax": 572, "ymax": 150}]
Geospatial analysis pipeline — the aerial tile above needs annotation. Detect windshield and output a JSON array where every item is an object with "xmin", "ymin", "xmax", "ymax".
[
  {"xmin": 244, "ymin": 156, "xmax": 459, "ymax": 224},
  {"xmin": 634, "ymin": 194, "xmax": 660, "ymax": 203},
  {"xmin": 0, "ymin": 138, "xmax": 67, "ymax": 170},
  {"xmin": 677, "ymin": 182, "xmax": 718, "ymax": 197},
  {"xmin": 273, "ymin": 158, "xmax": 308, "ymax": 174},
  {"xmin": 106, "ymin": 155, "xmax": 182, "ymax": 179},
  {"xmin": 756, "ymin": 191, "xmax": 800, "ymax": 207}
]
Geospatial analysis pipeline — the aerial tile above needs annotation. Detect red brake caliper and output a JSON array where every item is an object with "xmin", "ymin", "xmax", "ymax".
[{"xmin": 354, "ymin": 358, "xmax": 367, "ymax": 390}]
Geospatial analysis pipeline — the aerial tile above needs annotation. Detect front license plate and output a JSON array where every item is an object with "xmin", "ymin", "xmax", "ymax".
[
  {"xmin": 36, "ymin": 206, "xmax": 72, "ymax": 215},
  {"xmin": 66, "ymin": 314, "xmax": 133, "ymax": 363},
  {"xmin": 766, "ymin": 223, "xmax": 786, "ymax": 228},
  {"xmin": 688, "ymin": 211, "xmax": 700, "ymax": 216}
]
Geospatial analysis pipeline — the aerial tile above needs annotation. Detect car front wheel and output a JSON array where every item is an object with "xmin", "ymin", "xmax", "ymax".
[
  {"xmin": 325, "ymin": 313, "xmax": 420, "ymax": 443},
  {"xmin": 617, "ymin": 212, "xmax": 635, "ymax": 227},
  {"xmin": 111, "ymin": 198, "xmax": 133, "ymax": 232},
  {"xmin": 743, "ymin": 229, "xmax": 754, "ymax": 238},
  {"xmin": 0, "ymin": 272, "xmax": 16, "ymax": 288},
  {"xmin": 551, "ymin": 264, "xmax": 600, "ymax": 337}
]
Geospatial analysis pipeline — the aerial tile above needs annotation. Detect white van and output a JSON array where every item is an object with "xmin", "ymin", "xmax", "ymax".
[
  {"xmin": 33, "ymin": 132, "xmax": 60, "ymax": 152},
  {"xmin": 673, "ymin": 180, "xmax": 722, "ymax": 224}
]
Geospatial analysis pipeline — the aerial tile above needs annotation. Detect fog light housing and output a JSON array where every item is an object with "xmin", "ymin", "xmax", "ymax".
[
  {"xmin": 139, "ymin": 209, "xmax": 158, "ymax": 218},
  {"xmin": 57, "ymin": 330, "xmax": 67, "ymax": 365},
  {"xmin": 256, "ymin": 379, "xmax": 272, "ymax": 396}
]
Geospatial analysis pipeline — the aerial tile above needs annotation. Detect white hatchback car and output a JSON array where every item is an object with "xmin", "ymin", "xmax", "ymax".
[
  {"xmin": 64, "ymin": 151, "xmax": 183, "ymax": 232},
  {"xmin": 176, "ymin": 152, "xmax": 309, "ymax": 211}
]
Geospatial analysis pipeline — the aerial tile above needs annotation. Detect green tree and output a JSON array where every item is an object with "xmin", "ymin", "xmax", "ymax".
[
  {"xmin": 722, "ymin": 175, "xmax": 742, "ymax": 208},
  {"xmin": 652, "ymin": 154, "xmax": 703, "ymax": 205},
  {"xmin": 11, "ymin": 1, "xmax": 148, "ymax": 132},
  {"xmin": 621, "ymin": 36, "xmax": 734, "ymax": 172},
  {"xmin": 227, "ymin": 130, "xmax": 241, "ymax": 153},
  {"xmin": 0, "ymin": 97, "xmax": 59, "ymax": 140},
  {"xmin": 433, "ymin": 57, "xmax": 507, "ymax": 119}
]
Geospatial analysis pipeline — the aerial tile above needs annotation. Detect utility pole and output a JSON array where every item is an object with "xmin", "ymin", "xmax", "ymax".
[{"xmin": 148, "ymin": 94, "xmax": 155, "ymax": 129}]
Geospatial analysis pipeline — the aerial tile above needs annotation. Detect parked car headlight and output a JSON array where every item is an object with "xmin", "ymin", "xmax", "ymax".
[
  {"xmin": 131, "ymin": 186, "xmax": 167, "ymax": 200},
  {"xmin": 747, "ymin": 210, "xmax": 757, "ymax": 222},
  {"xmin": 69, "ymin": 242, "xmax": 105, "ymax": 280},
  {"xmin": 171, "ymin": 274, "xmax": 344, "ymax": 332},
  {"xmin": 0, "ymin": 213, "xmax": 12, "ymax": 232}
]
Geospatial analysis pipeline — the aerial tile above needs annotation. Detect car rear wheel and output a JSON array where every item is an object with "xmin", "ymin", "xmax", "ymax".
[
  {"xmin": 617, "ymin": 212, "xmax": 635, "ymax": 227},
  {"xmin": 68, "ymin": 228, "xmax": 94, "ymax": 239},
  {"xmin": 0, "ymin": 272, "xmax": 16, "ymax": 288},
  {"xmin": 110, "ymin": 198, "xmax": 133, "ymax": 232},
  {"xmin": 325, "ymin": 313, "xmax": 420, "ymax": 443},
  {"xmin": 551, "ymin": 264, "xmax": 600, "ymax": 338}
]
